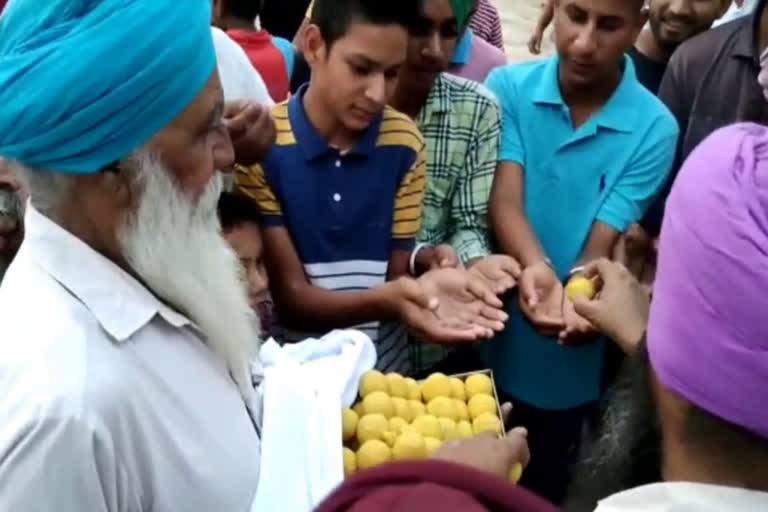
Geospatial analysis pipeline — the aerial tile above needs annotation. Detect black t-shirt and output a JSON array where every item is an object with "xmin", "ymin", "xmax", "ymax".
[{"xmin": 628, "ymin": 46, "xmax": 667, "ymax": 95}]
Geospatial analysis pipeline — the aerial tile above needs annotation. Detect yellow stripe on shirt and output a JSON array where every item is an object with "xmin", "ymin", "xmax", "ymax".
[
  {"xmin": 392, "ymin": 142, "xmax": 427, "ymax": 239},
  {"xmin": 234, "ymin": 164, "xmax": 283, "ymax": 216}
]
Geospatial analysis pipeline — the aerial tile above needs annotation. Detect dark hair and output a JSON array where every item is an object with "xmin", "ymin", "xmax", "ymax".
[
  {"xmin": 310, "ymin": 0, "xmax": 421, "ymax": 49},
  {"xmin": 227, "ymin": 0, "xmax": 265, "ymax": 23},
  {"xmin": 217, "ymin": 192, "xmax": 261, "ymax": 232}
]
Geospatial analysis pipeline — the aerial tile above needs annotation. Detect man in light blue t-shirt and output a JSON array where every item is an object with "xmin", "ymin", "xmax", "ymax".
[{"xmin": 483, "ymin": 0, "xmax": 678, "ymax": 505}]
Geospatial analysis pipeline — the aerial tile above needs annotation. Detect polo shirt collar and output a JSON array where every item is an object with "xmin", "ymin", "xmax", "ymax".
[
  {"xmin": 731, "ymin": 1, "xmax": 765, "ymax": 61},
  {"xmin": 452, "ymin": 29, "xmax": 473, "ymax": 65},
  {"xmin": 288, "ymin": 83, "xmax": 383, "ymax": 159},
  {"xmin": 418, "ymin": 73, "xmax": 452, "ymax": 124},
  {"xmin": 533, "ymin": 54, "xmax": 639, "ymax": 133},
  {"xmin": 24, "ymin": 204, "xmax": 191, "ymax": 343}
]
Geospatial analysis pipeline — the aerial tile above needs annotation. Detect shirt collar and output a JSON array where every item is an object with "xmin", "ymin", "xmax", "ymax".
[
  {"xmin": 288, "ymin": 83, "xmax": 383, "ymax": 160},
  {"xmin": 532, "ymin": 54, "xmax": 639, "ymax": 133},
  {"xmin": 597, "ymin": 482, "xmax": 768, "ymax": 511},
  {"xmin": 731, "ymin": 3, "xmax": 765, "ymax": 61},
  {"xmin": 418, "ymin": 73, "xmax": 452, "ymax": 123},
  {"xmin": 23, "ymin": 204, "xmax": 191, "ymax": 343},
  {"xmin": 452, "ymin": 29, "xmax": 473, "ymax": 65}
]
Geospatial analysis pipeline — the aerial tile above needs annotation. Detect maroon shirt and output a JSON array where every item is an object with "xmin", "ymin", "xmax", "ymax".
[{"xmin": 317, "ymin": 460, "xmax": 561, "ymax": 512}]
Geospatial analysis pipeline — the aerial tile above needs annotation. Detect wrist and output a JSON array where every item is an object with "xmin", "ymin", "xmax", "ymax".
[
  {"xmin": 411, "ymin": 242, "xmax": 433, "ymax": 276},
  {"xmin": 378, "ymin": 278, "xmax": 408, "ymax": 319}
]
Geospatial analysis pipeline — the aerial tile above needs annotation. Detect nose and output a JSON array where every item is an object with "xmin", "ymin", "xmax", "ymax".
[
  {"xmin": 571, "ymin": 24, "xmax": 597, "ymax": 56},
  {"xmin": 213, "ymin": 125, "xmax": 236, "ymax": 174},
  {"xmin": 364, "ymin": 73, "xmax": 387, "ymax": 106},
  {"xmin": 421, "ymin": 31, "xmax": 443, "ymax": 61},
  {"xmin": 248, "ymin": 265, "xmax": 268, "ymax": 297},
  {"xmin": 667, "ymin": 0, "xmax": 693, "ymax": 16}
]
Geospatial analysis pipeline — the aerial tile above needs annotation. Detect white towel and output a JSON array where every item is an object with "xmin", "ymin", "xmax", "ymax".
[{"xmin": 250, "ymin": 329, "xmax": 377, "ymax": 512}]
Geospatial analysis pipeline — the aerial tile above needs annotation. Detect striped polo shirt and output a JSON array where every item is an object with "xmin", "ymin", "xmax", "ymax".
[{"xmin": 235, "ymin": 85, "xmax": 426, "ymax": 373}]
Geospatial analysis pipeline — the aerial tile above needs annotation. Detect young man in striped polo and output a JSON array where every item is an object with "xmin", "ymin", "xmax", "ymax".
[{"xmin": 235, "ymin": 0, "xmax": 507, "ymax": 373}]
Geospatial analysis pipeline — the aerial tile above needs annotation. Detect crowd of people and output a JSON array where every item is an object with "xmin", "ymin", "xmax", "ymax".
[{"xmin": 0, "ymin": 0, "xmax": 767, "ymax": 510}]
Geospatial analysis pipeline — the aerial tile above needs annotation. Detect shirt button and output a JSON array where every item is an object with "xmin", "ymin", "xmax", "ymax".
[
  {"xmin": 333, "ymin": 193, "xmax": 341, "ymax": 202},
  {"xmin": 335, "ymin": 159, "xmax": 341, "ymax": 168}
]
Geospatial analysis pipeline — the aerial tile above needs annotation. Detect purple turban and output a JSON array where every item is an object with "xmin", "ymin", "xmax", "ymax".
[{"xmin": 648, "ymin": 123, "xmax": 768, "ymax": 439}]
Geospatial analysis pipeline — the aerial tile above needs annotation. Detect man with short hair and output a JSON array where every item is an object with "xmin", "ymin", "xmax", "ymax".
[
  {"xmin": 638, "ymin": 0, "xmax": 768, "ymax": 239},
  {"xmin": 236, "ymin": 0, "xmax": 508, "ymax": 374},
  {"xmin": 632, "ymin": 0, "xmax": 731, "ymax": 95},
  {"xmin": 391, "ymin": 0, "xmax": 520, "ymax": 374},
  {"xmin": 485, "ymin": 0, "xmax": 677, "ymax": 503}
]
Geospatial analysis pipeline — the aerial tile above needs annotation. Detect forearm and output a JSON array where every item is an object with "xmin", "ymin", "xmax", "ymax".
[
  {"xmin": 273, "ymin": 280, "xmax": 399, "ymax": 332},
  {"xmin": 491, "ymin": 203, "xmax": 546, "ymax": 267},
  {"xmin": 536, "ymin": 0, "xmax": 554, "ymax": 30}
]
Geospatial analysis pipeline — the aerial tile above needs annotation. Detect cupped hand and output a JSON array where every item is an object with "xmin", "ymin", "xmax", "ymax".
[
  {"xmin": 469, "ymin": 254, "xmax": 521, "ymax": 295},
  {"xmin": 518, "ymin": 261, "xmax": 564, "ymax": 336}
]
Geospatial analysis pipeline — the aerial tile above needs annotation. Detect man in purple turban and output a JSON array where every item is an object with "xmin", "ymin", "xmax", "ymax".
[{"xmin": 561, "ymin": 122, "xmax": 768, "ymax": 511}]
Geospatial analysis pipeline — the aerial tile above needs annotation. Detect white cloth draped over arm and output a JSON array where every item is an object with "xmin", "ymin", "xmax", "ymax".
[{"xmin": 251, "ymin": 329, "xmax": 376, "ymax": 512}]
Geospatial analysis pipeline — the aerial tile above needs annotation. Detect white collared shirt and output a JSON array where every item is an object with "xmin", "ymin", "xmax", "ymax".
[
  {"xmin": 596, "ymin": 482, "xmax": 768, "ymax": 511},
  {"xmin": 0, "ymin": 206, "xmax": 261, "ymax": 511}
]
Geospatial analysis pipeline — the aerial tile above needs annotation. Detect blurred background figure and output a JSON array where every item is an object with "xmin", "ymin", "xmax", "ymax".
[
  {"xmin": 468, "ymin": 0, "xmax": 505, "ymax": 50},
  {"xmin": 218, "ymin": 0, "xmax": 295, "ymax": 102},
  {"xmin": 0, "ymin": 160, "xmax": 23, "ymax": 283}
]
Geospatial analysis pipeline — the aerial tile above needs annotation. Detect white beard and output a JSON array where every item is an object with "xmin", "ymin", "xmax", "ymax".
[{"xmin": 118, "ymin": 151, "xmax": 259, "ymax": 399}]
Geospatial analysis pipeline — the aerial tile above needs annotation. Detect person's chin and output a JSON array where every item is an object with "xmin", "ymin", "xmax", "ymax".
[{"xmin": 344, "ymin": 110, "xmax": 378, "ymax": 131}]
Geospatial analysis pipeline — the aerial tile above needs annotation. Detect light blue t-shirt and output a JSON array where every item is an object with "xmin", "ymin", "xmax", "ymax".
[{"xmin": 482, "ymin": 55, "xmax": 678, "ymax": 410}]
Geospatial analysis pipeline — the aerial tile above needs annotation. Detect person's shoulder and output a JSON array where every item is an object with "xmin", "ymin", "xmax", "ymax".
[
  {"xmin": 439, "ymin": 74, "xmax": 500, "ymax": 125},
  {"xmin": 440, "ymin": 73, "xmax": 498, "ymax": 105},
  {"xmin": 377, "ymin": 106, "xmax": 424, "ymax": 153},
  {"xmin": 669, "ymin": 16, "xmax": 748, "ymax": 71},
  {"xmin": 486, "ymin": 58, "xmax": 550, "ymax": 94}
]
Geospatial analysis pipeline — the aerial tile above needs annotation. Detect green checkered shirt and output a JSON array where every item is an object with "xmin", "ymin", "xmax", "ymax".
[{"xmin": 411, "ymin": 73, "xmax": 501, "ymax": 373}]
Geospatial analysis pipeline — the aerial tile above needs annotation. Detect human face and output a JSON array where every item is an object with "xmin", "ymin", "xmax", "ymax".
[
  {"xmin": 304, "ymin": 21, "xmax": 408, "ymax": 132},
  {"xmin": 554, "ymin": 0, "xmax": 645, "ymax": 87},
  {"xmin": 406, "ymin": 0, "xmax": 463, "ymax": 79},
  {"xmin": 144, "ymin": 72, "xmax": 234, "ymax": 199},
  {"xmin": 224, "ymin": 222, "xmax": 269, "ymax": 309},
  {"xmin": 648, "ymin": 0, "xmax": 730, "ymax": 48}
]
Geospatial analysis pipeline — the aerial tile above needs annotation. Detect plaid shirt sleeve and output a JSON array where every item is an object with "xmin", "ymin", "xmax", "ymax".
[{"xmin": 449, "ymin": 100, "xmax": 501, "ymax": 263}]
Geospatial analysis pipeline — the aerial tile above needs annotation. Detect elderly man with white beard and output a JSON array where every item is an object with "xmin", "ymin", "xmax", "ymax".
[{"xmin": 0, "ymin": 1, "xmax": 509, "ymax": 510}]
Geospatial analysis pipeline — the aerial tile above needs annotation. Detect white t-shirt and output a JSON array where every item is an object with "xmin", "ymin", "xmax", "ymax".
[
  {"xmin": 596, "ymin": 482, "xmax": 768, "ymax": 511},
  {"xmin": 211, "ymin": 26, "xmax": 273, "ymax": 105}
]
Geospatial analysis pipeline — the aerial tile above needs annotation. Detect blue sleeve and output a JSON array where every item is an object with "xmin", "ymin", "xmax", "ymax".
[
  {"xmin": 272, "ymin": 37, "xmax": 295, "ymax": 80},
  {"xmin": 597, "ymin": 115, "xmax": 679, "ymax": 232},
  {"xmin": 484, "ymin": 68, "xmax": 525, "ymax": 167}
]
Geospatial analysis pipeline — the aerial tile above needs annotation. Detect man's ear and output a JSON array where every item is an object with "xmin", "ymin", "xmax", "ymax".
[{"xmin": 301, "ymin": 24, "xmax": 327, "ymax": 67}]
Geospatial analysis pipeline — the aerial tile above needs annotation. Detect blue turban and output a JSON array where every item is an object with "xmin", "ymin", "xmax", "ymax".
[{"xmin": 0, "ymin": 0, "xmax": 216, "ymax": 173}]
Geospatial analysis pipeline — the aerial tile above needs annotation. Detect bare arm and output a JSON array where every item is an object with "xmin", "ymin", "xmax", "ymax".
[
  {"xmin": 574, "ymin": 221, "xmax": 621, "ymax": 268},
  {"xmin": 536, "ymin": 0, "xmax": 555, "ymax": 32},
  {"xmin": 489, "ymin": 161, "xmax": 546, "ymax": 267},
  {"xmin": 262, "ymin": 226, "xmax": 403, "ymax": 332}
]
